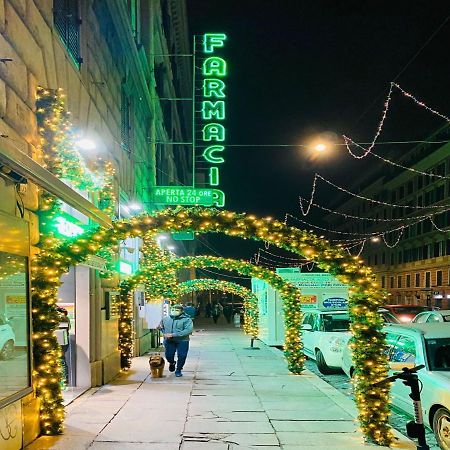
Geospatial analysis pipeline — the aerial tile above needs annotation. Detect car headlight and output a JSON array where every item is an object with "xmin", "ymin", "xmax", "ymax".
[{"xmin": 329, "ymin": 336, "xmax": 348, "ymax": 352}]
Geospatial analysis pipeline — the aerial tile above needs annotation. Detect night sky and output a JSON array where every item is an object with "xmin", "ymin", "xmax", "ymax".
[{"xmin": 187, "ymin": 1, "xmax": 450, "ymax": 261}]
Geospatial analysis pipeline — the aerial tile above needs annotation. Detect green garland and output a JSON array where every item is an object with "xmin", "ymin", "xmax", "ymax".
[
  {"xmin": 177, "ymin": 279, "xmax": 259, "ymax": 338},
  {"xmin": 32, "ymin": 87, "xmax": 118, "ymax": 435},
  {"xmin": 34, "ymin": 206, "xmax": 392, "ymax": 445}
]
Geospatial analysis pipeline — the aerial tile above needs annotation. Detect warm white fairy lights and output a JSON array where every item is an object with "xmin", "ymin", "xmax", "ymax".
[
  {"xmin": 343, "ymin": 82, "xmax": 450, "ymax": 160},
  {"xmin": 299, "ymin": 174, "xmax": 450, "ymax": 217}
]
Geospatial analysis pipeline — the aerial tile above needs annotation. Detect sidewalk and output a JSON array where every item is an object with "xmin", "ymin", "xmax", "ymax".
[{"xmin": 27, "ymin": 321, "xmax": 414, "ymax": 450}]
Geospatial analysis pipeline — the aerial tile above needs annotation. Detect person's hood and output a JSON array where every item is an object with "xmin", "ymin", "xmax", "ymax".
[{"xmin": 169, "ymin": 313, "xmax": 189, "ymax": 319}]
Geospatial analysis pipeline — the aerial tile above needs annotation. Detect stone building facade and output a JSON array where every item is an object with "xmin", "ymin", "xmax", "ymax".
[{"xmin": 0, "ymin": 1, "xmax": 191, "ymax": 447}]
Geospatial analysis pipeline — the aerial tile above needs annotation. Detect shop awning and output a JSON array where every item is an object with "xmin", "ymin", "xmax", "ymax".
[{"xmin": 0, "ymin": 140, "xmax": 112, "ymax": 228}]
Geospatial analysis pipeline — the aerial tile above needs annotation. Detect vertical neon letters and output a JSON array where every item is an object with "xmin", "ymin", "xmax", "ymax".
[{"xmin": 200, "ymin": 33, "xmax": 227, "ymax": 206}]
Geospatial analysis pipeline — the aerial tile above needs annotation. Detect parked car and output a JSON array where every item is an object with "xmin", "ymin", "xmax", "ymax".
[
  {"xmin": 0, "ymin": 314, "xmax": 15, "ymax": 360},
  {"xmin": 382, "ymin": 305, "xmax": 433, "ymax": 323},
  {"xmin": 378, "ymin": 308, "xmax": 401, "ymax": 324},
  {"xmin": 413, "ymin": 310, "xmax": 450, "ymax": 324},
  {"xmin": 342, "ymin": 323, "xmax": 450, "ymax": 449},
  {"xmin": 301, "ymin": 310, "xmax": 351, "ymax": 374}
]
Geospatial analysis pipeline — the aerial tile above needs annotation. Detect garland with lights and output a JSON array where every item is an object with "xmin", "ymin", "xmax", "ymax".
[
  {"xmin": 177, "ymin": 279, "xmax": 259, "ymax": 339},
  {"xmin": 119, "ymin": 255, "xmax": 301, "ymax": 371},
  {"xmin": 34, "ymin": 206, "xmax": 392, "ymax": 444},
  {"xmin": 31, "ymin": 87, "xmax": 118, "ymax": 435}
]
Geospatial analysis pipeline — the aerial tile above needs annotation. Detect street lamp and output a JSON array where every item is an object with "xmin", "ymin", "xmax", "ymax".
[{"xmin": 313, "ymin": 143, "xmax": 327, "ymax": 152}]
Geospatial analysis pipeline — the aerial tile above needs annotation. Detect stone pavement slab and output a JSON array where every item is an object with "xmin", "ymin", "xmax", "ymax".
[{"xmin": 27, "ymin": 323, "xmax": 415, "ymax": 449}]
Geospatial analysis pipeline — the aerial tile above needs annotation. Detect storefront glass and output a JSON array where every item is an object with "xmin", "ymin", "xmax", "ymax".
[{"xmin": 0, "ymin": 252, "xmax": 30, "ymax": 402}]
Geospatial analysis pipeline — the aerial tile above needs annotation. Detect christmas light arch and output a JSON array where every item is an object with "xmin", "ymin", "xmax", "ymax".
[
  {"xmin": 177, "ymin": 279, "xmax": 259, "ymax": 338},
  {"xmin": 33, "ymin": 206, "xmax": 392, "ymax": 444}
]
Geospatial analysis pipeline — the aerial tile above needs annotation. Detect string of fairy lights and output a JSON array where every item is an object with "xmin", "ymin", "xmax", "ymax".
[{"xmin": 343, "ymin": 81, "xmax": 450, "ymax": 159}]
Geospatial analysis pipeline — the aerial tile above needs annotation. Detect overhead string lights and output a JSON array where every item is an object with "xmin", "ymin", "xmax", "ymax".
[
  {"xmin": 298, "ymin": 196, "xmax": 450, "ymax": 223},
  {"xmin": 299, "ymin": 173, "xmax": 450, "ymax": 217},
  {"xmin": 343, "ymin": 81, "xmax": 450, "ymax": 160}
]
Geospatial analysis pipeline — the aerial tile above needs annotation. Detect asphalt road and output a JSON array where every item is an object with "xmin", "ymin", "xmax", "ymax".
[{"xmin": 304, "ymin": 359, "xmax": 440, "ymax": 450}]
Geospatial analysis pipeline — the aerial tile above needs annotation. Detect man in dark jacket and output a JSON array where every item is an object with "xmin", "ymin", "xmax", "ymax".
[{"xmin": 159, "ymin": 304, "xmax": 193, "ymax": 377}]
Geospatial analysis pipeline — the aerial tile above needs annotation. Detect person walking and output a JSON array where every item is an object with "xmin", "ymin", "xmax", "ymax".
[
  {"xmin": 205, "ymin": 302, "xmax": 212, "ymax": 318},
  {"xmin": 159, "ymin": 304, "xmax": 193, "ymax": 377},
  {"xmin": 211, "ymin": 302, "xmax": 223, "ymax": 324},
  {"xmin": 184, "ymin": 303, "xmax": 196, "ymax": 320},
  {"xmin": 223, "ymin": 303, "xmax": 233, "ymax": 324}
]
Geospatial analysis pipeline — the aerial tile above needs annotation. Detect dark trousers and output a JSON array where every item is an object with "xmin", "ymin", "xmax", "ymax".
[{"xmin": 164, "ymin": 339, "xmax": 189, "ymax": 370}]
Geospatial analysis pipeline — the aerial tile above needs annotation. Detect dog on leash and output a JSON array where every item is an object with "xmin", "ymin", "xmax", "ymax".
[{"xmin": 149, "ymin": 353, "xmax": 165, "ymax": 378}]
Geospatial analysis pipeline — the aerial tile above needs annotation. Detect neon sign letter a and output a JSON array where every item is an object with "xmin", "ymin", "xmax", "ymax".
[
  {"xmin": 203, "ymin": 124, "xmax": 225, "ymax": 141},
  {"xmin": 203, "ymin": 57, "xmax": 227, "ymax": 77}
]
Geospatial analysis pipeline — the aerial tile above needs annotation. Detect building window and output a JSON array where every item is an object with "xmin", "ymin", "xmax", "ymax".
[
  {"xmin": 120, "ymin": 85, "xmax": 132, "ymax": 154},
  {"xmin": 0, "ymin": 252, "xmax": 31, "ymax": 403},
  {"xmin": 397, "ymin": 276, "xmax": 402, "ymax": 288},
  {"xmin": 381, "ymin": 275, "xmax": 386, "ymax": 288},
  {"xmin": 390, "ymin": 276, "xmax": 394, "ymax": 288},
  {"xmin": 53, "ymin": 0, "xmax": 82, "ymax": 66},
  {"xmin": 128, "ymin": 0, "xmax": 141, "ymax": 43},
  {"xmin": 415, "ymin": 273, "xmax": 421, "ymax": 287},
  {"xmin": 435, "ymin": 185, "xmax": 445, "ymax": 202},
  {"xmin": 437, "ymin": 270, "xmax": 443, "ymax": 286},
  {"xmin": 390, "ymin": 253, "xmax": 395, "ymax": 265},
  {"xmin": 406, "ymin": 274, "xmax": 411, "ymax": 287},
  {"xmin": 425, "ymin": 271, "xmax": 431, "ymax": 288},
  {"xmin": 374, "ymin": 254, "xmax": 378, "ymax": 265},
  {"xmin": 381, "ymin": 252, "xmax": 385, "ymax": 264}
]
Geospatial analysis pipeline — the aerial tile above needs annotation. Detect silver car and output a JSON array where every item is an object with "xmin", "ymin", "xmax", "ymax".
[
  {"xmin": 413, "ymin": 310, "xmax": 450, "ymax": 324},
  {"xmin": 342, "ymin": 323, "xmax": 450, "ymax": 450}
]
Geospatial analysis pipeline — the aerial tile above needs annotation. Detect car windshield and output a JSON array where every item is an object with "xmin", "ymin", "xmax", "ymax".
[
  {"xmin": 392, "ymin": 307, "xmax": 427, "ymax": 315},
  {"xmin": 321, "ymin": 313, "xmax": 350, "ymax": 332},
  {"xmin": 425, "ymin": 338, "xmax": 450, "ymax": 371}
]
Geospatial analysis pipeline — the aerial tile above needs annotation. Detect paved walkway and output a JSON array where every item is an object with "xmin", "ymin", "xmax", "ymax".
[{"xmin": 27, "ymin": 322, "xmax": 414, "ymax": 450}]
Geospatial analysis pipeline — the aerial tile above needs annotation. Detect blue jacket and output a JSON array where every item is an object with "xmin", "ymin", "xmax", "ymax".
[{"xmin": 160, "ymin": 314, "xmax": 193, "ymax": 341}]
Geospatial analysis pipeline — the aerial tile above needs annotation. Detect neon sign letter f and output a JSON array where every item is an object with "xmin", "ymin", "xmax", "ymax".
[{"xmin": 203, "ymin": 33, "xmax": 227, "ymax": 53}]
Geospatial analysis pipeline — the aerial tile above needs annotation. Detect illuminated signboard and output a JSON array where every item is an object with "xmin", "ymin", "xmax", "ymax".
[
  {"xmin": 193, "ymin": 33, "xmax": 227, "ymax": 207},
  {"xmin": 152, "ymin": 186, "xmax": 215, "ymax": 206}
]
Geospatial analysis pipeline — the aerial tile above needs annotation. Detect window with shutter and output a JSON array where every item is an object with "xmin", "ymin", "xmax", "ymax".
[{"xmin": 53, "ymin": 0, "xmax": 82, "ymax": 66}]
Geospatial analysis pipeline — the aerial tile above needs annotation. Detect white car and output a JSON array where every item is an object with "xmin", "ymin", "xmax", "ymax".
[
  {"xmin": 0, "ymin": 314, "xmax": 15, "ymax": 360},
  {"xmin": 301, "ymin": 309, "xmax": 351, "ymax": 374},
  {"xmin": 342, "ymin": 323, "xmax": 450, "ymax": 450},
  {"xmin": 413, "ymin": 310, "xmax": 450, "ymax": 324}
]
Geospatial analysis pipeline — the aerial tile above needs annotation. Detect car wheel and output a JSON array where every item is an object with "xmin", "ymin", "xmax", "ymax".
[
  {"xmin": 315, "ymin": 349, "xmax": 334, "ymax": 375},
  {"xmin": 0, "ymin": 340, "xmax": 14, "ymax": 360},
  {"xmin": 433, "ymin": 407, "xmax": 450, "ymax": 450}
]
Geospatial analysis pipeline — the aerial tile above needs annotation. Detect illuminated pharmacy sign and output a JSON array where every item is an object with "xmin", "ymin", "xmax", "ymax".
[{"xmin": 194, "ymin": 33, "xmax": 227, "ymax": 207}]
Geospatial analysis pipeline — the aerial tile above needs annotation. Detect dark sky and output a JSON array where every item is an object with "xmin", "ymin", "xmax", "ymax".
[{"xmin": 187, "ymin": 1, "xmax": 450, "ymax": 260}]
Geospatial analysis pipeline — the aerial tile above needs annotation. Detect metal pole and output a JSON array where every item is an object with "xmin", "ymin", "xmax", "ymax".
[{"xmin": 192, "ymin": 35, "xmax": 196, "ymax": 188}]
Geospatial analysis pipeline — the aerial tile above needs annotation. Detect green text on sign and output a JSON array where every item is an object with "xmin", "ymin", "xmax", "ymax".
[{"xmin": 152, "ymin": 187, "xmax": 214, "ymax": 206}]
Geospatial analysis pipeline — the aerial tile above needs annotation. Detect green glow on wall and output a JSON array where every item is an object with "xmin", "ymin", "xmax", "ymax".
[
  {"xmin": 203, "ymin": 57, "xmax": 227, "ymax": 76},
  {"xmin": 203, "ymin": 33, "xmax": 227, "ymax": 53},
  {"xmin": 203, "ymin": 123, "xmax": 225, "ymax": 141},
  {"xmin": 209, "ymin": 167, "xmax": 219, "ymax": 186},
  {"xmin": 202, "ymin": 101, "xmax": 225, "ymax": 120},
  {"xmin": 203, "ymin": 79, "xmax": 226, "ymax": 98},
  {"xmin": 203, "ymin": 145, "xmax": 225, "ymax": 163}
]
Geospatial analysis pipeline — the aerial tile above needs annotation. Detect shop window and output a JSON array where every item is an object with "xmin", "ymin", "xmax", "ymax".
[
  {"xmin": 437, "ymin": 270, "xmax": 443, "ymax": 286},
  {"xmin": 53, "ymin": 0, "xmax": 82, "ymax": 66},
  {"xmin": 0, "ymin": 252, "xmax": 31, "ymax": 404}
]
